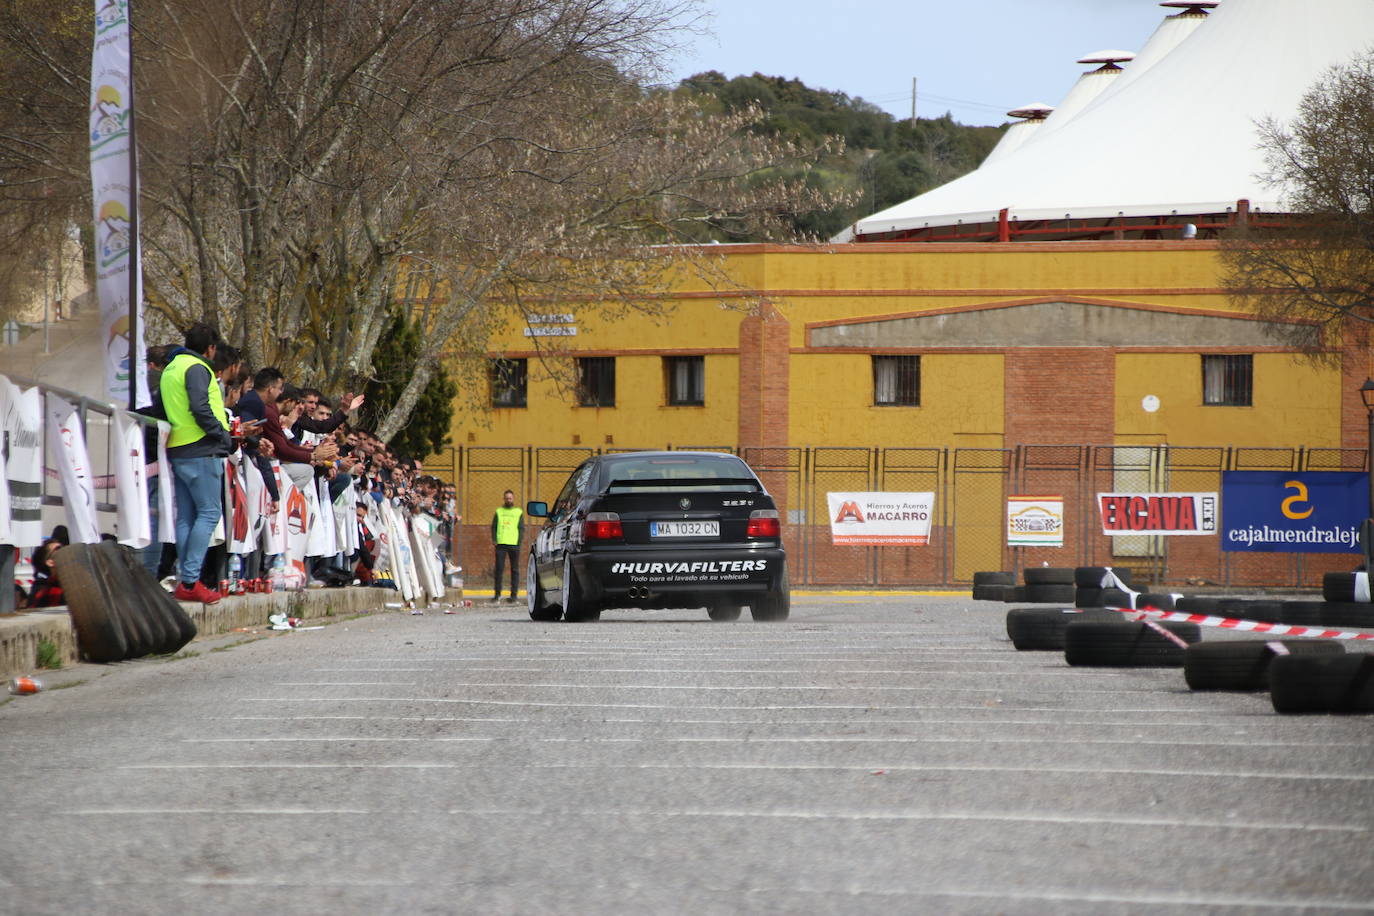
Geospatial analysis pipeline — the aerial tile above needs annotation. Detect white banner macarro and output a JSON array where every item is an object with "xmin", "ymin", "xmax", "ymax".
[{"xmin": 827, "ymin": 491, "xmax": 935, "ymax": 546}]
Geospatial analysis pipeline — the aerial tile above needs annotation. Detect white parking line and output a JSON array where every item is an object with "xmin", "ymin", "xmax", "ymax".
[
  {"xmin": 238, "ymin": 698, "xmax": 1219, "ymax": 712},
  {"xmin": 220, "ymin": 714, "xmax": 1343, "ymax": 728},
  {"xmin": 262, "ymin": 682, "xmax": 1163, "ymax": 695},
  {"xmin": 63, "ymin": 806, "xmax": 1367, "ymax": 834},
  {"xmin": 180, "ymin": 735, "xmax": 1370, "ymax": 749},
  {"xmin": 119, "ymin": 762, "xmax": 1374, "ymax": 781}
]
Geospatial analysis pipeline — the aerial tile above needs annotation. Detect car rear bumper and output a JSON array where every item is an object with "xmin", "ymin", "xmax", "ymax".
[{"xmin": 572, "ymin": 545, "xmax": 785, "ymax": 599}]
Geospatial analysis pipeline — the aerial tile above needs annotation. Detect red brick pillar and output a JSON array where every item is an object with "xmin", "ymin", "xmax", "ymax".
[
  {"xmin": 1003, "ymin": 348, "xmax": 1115, "ymax": 447},
  {"xmin": 738, "ymin": 303, "xmax": 790, "ymax": 450}
]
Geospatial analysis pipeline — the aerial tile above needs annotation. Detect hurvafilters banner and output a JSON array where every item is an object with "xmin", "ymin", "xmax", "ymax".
[{"xmin": 90, "ymin": 0, "xmax": 149, "ymax": 408}]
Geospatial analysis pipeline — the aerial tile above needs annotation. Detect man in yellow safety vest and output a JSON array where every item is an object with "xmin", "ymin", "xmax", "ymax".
[
  {"xmin": 160, "ymin": 322, "xmax": 233, "ymax": 605},
  {"xmin": 491, "ymin": 489, "xmax": 523, "ymax": 601}
]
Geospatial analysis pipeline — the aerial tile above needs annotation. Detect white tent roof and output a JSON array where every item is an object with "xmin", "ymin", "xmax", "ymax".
[
  {"xmin": 851, "ymin": 0, "xmax": 1374, "ymax": 240},
  {"xmin": 979, "ymin": 103, "xmax": 1054, "ymax": 167}
]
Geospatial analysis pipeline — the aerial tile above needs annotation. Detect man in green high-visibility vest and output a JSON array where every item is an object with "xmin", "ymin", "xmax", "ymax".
[
  {"xmin": 491, "ymin": 489, "xmax": 523, "ymax": 601},
  {"xmin": 161, "ymin": 321, "xmax": 234, "ymax": 605}
]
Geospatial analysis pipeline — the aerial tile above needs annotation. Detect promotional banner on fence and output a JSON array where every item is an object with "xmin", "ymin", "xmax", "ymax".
[
  {"xmin": 111, "ymin": 407, "xmax": 150, "ymax": 548},
  {"xmin": 90, "ymin": 0, "xmax": 149, "ymax": 408},
  {"xmin": 1006, "ymin": 495, "xmax": 1064, "ymax": 547},
  {"xmin": 827, "ymin": 492, "xmax": 935, "ymax": 545},
  {"xmin": 1097, "ymin": 492, "xmax": 1217, "ymax": 536},
  {"xmin": 1222, "ymin": 471, "xmax": 1363, "ymax": 553},
  {"xmin": 45, "ymin": 393, "xmax": 100, "ymax": 544},
  {"xmin": 0, "ymin": 377, "xmax": 43, "ymax": 548}
]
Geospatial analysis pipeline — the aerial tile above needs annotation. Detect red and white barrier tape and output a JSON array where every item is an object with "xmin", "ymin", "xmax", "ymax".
[{"xmin": 1106, "ymin": 606, "xmax": 1374, "ymax": 642}]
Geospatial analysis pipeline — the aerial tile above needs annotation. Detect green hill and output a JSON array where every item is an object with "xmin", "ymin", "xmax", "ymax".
[{"xmin": 677, "ymin": 72, "xmax": 1005, "ymax": 240}]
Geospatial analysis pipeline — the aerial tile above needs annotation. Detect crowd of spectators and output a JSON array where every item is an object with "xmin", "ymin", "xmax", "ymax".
[{"xmin": 9, "ymin": 322, "xmax": 458, "ymax": 610}]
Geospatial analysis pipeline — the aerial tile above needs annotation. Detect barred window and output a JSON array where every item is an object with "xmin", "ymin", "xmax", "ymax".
[
  {"xmin": 873, "ymin": 355, "xmax": 921, "ymax": 406},
  {"xmin": 1202, "ymin": 355, "xmax": 1252, "ymax": 406},
  {"xmin": 489, "ymin": 358, "xmax": 527, "ymax": 408},
  {"xmin": 577, "ymin": 357, "xmax": 615, "ymax": 407},
  {"xmin": 665, "ymin": 356, "xmax": 705, "ymax": 406}
]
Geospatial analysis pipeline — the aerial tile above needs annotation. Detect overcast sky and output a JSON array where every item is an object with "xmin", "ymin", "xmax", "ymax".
[{"xmin": 663, "ymin": 0, "xmax": 1178, "ymax": 126}]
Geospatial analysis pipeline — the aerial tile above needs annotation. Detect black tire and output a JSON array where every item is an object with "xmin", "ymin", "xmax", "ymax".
[
  {"xmin": 561, "ymin": 554, "xmax": 599, "ymax": 622},
  {"xmin": 1024, "ymin": 567, "xmax": 1075, "ymax": 586},
  {"xmin": 527, "ymin": 553, "xmax": 561, "ymax": 621},
  {"xmin": 1005, "ymin": 607, "xmax": 1123, "ymax": 651},
  {"xmin": 971, "ymin": 584, "xmax": 1010, "ymax": 601},
  {"xmin": 1023, "ymin": 583, "xmax": 1076, "ymax": 604},
  {"xmin": 1137, "ymin": 592, "xmax": 1176, "ymax": 610},
  {"xmin": 1319, "ymin": 602, "xmax": 1374, "ymax": 629},
  {"xmin": 101, "ymin": 541, "xmax": 197, "ymax": 653},
  {"xmin": 1075, "ymin": 587, "xmax": 1105, "ymax": 607},
  {"xmin": 1174, "ymin": 596, "xmax": 1220, "ymax": 614},
  {"xmin": 1063, "ymin": 620, "xmax": 1201, "ymax": 667},
  {"xmin": 1101, "ymin": 588, "xmax": 1131, "ymax": 607},
  {"xmin": 1005, "ymin": 586, "xmax": 1027, "ymax": 603},
  {"xmin": 1276, "ymin": 600, "xmax": 1323, "ymax": 626},
  {"xmin": 1270, "ymin": 654, "xmax": 1374, "ymax": 713},
  {"xmin": 750, "ymin": 562, "xmax": 790, "ymax": 621},
  {"xmin": 1322, "ymin": 572, "xmax": 1359, "ymax": 603},
  {"xmin": 973, "ymin": 571, "xmax": 1015, "ymax": 587},
  {"xmin": 707, "ymin": 603, "xmax": 743, "ymax": 621},
  {"xmin": 1074, "ymin": 566, "xmax": 1135, "ymax": 588},
  {"xmin": 1217, "ymin": 599, "xmax": 1282, "ymax": 624},
  {"xmin": 51, "ymin": 543, "xmax": 131, "ymax": 663},
  {"xmin": 1184, "ymin": 639, "xmax": 1345, "ymax": 691}
]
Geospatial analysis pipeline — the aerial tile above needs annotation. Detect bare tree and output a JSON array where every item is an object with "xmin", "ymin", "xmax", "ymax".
[
  {"xmin": 1220, "ymin": 50, "xmax": 1374, "ymax": 355},
  {"xmin": 0, "ymin": 0, "xmax": 847, "ymax": 443}
]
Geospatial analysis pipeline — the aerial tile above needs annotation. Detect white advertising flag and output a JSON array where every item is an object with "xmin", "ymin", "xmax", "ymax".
[
  {"xmin": 155, "ymin": 420, "xmax": 175, "ymax": 543},
  {"xmin": 827, "ymin": 492, "xmax": 935, "ymax": 546},
  {"xmin": 90, "ymin": 0, "xmax": 148, "ymax": 408},
  {"xmin": 111, "ymin": 408, "xmax": 150, "ymax": 547},
  {"xmin": 0, "ymin": 377, "xmax": 44, "ymax": 548},
  {"xmin": 45, "ymin": 393, "xmax": 100, "ymax": 544}
]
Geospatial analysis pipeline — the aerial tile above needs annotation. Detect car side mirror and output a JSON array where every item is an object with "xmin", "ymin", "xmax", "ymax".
[{"xmin": 527, "ymin": 501, "xmax": 548, "ymax": 518}]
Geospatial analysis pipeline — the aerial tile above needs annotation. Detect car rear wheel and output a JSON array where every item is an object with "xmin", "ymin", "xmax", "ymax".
[
  {"xmin": 528, "ymin": 553, "xmax": 561, "ymax": 621},
  {"xmin": 707, "ymin": 602, "xmax": 742, "ymax": 621},
  {"xmin": 750, "ymin": 566, "xmax": 790, "ymax": 621},
  {"xmin": 562, "ymin": 554, "xmax": 600, "ymax": 622}
]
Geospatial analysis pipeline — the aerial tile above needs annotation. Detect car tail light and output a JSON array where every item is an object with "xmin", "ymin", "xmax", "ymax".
[
  {"xmin": 583, "ymin": 512, "xmax": 623, "ymax": 541},
  {"xmin": 747, "ymin": 509, "xmax": 780, "ymax": 538}
]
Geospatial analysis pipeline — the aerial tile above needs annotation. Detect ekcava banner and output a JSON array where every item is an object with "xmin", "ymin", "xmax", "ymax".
[
  {"xmin": 1096, "ymin": 492, "xmax": 1218, "ymax": 536},
  {"xmin": 827, "ymin": 492, "xmax": 935, "ymax": 546},
  {"xmin": 90, "ymin": 0, "xmax": 149, "ymax": 408}
]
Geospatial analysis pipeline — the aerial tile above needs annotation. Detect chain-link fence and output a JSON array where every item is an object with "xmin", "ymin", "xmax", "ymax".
[{"xmin": 420, "ymin": 443, "xmax": 1364, "ymax": 589}]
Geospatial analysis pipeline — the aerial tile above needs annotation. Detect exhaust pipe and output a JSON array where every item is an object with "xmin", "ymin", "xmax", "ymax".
[{"xmin": 628, "ymin": 586, "xmax": 652, "ymax": 599}]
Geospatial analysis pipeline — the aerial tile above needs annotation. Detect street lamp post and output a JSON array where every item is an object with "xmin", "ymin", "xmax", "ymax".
[{"xmin": 1360, "ymin": 379, "xmax": 1374, "ymax": 567}]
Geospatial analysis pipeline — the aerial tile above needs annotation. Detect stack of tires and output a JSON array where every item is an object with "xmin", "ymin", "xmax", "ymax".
[
  {"xmin": 52, "ymin": 541, "xmax": 198, "ymax": 663},
  {"xmin": 971, "ymin": 571, "xmax": 1017, "ymax": 602},
  {"xmin": 1019, "ymin": 567, "xmax": 1075, "ymax": 604}
]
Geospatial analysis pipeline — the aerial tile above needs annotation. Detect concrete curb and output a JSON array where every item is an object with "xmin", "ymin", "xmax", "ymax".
[{"xmin": 0, "ymin": 586, "xmax": 465, "ymax": 681}]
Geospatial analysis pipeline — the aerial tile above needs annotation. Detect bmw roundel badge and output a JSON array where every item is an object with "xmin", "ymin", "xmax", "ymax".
[{"xmin": 678, "ymin": 497, "xmax": 691, "ymax": 509}]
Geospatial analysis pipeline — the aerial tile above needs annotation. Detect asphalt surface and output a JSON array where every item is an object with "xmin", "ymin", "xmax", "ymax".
[{"xmin": 2, "ymin": 594, "xmax": 1373, "ymax": 915}]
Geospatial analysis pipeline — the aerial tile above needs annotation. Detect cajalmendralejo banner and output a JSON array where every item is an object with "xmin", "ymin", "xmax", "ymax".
[{"xmin": 1222, "ymin": 471, "xmax": 1364, "ymax": 554}]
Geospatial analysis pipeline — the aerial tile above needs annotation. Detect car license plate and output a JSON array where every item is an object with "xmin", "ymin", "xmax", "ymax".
[{"xmin": 650, "ymin": 520, "xmax": 719, "ymax": 538}]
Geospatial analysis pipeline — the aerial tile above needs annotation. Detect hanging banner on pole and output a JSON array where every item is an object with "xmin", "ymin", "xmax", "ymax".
[
  {"xmin": 90, "ymin": 0, "xmax": 148, "ymax": 408},
  {"xmin": 1007, "ymin": 495, "xmax": 1064, "ymax": 547}
]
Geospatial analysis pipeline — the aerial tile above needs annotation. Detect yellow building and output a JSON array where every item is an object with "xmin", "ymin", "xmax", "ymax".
[{"xmin": 437, "ymin": 240, "xmax": 1355, "ymax": 589}]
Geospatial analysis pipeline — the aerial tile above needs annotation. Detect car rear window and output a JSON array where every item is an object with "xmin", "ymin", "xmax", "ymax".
[{"xmin": 603, "ymin": 455, "xmax": 760, "ymax": 493}]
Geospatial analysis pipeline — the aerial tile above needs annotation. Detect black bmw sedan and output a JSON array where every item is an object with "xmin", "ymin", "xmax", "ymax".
[{"xmin": 526, "ymin": 451, "xmax": 788, "ymax": 622}]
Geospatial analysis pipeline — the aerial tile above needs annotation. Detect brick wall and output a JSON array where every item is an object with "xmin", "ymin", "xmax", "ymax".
[{"xmin": 1005, "ymin": 348, "xmax": 1115, "ymax": 447}]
